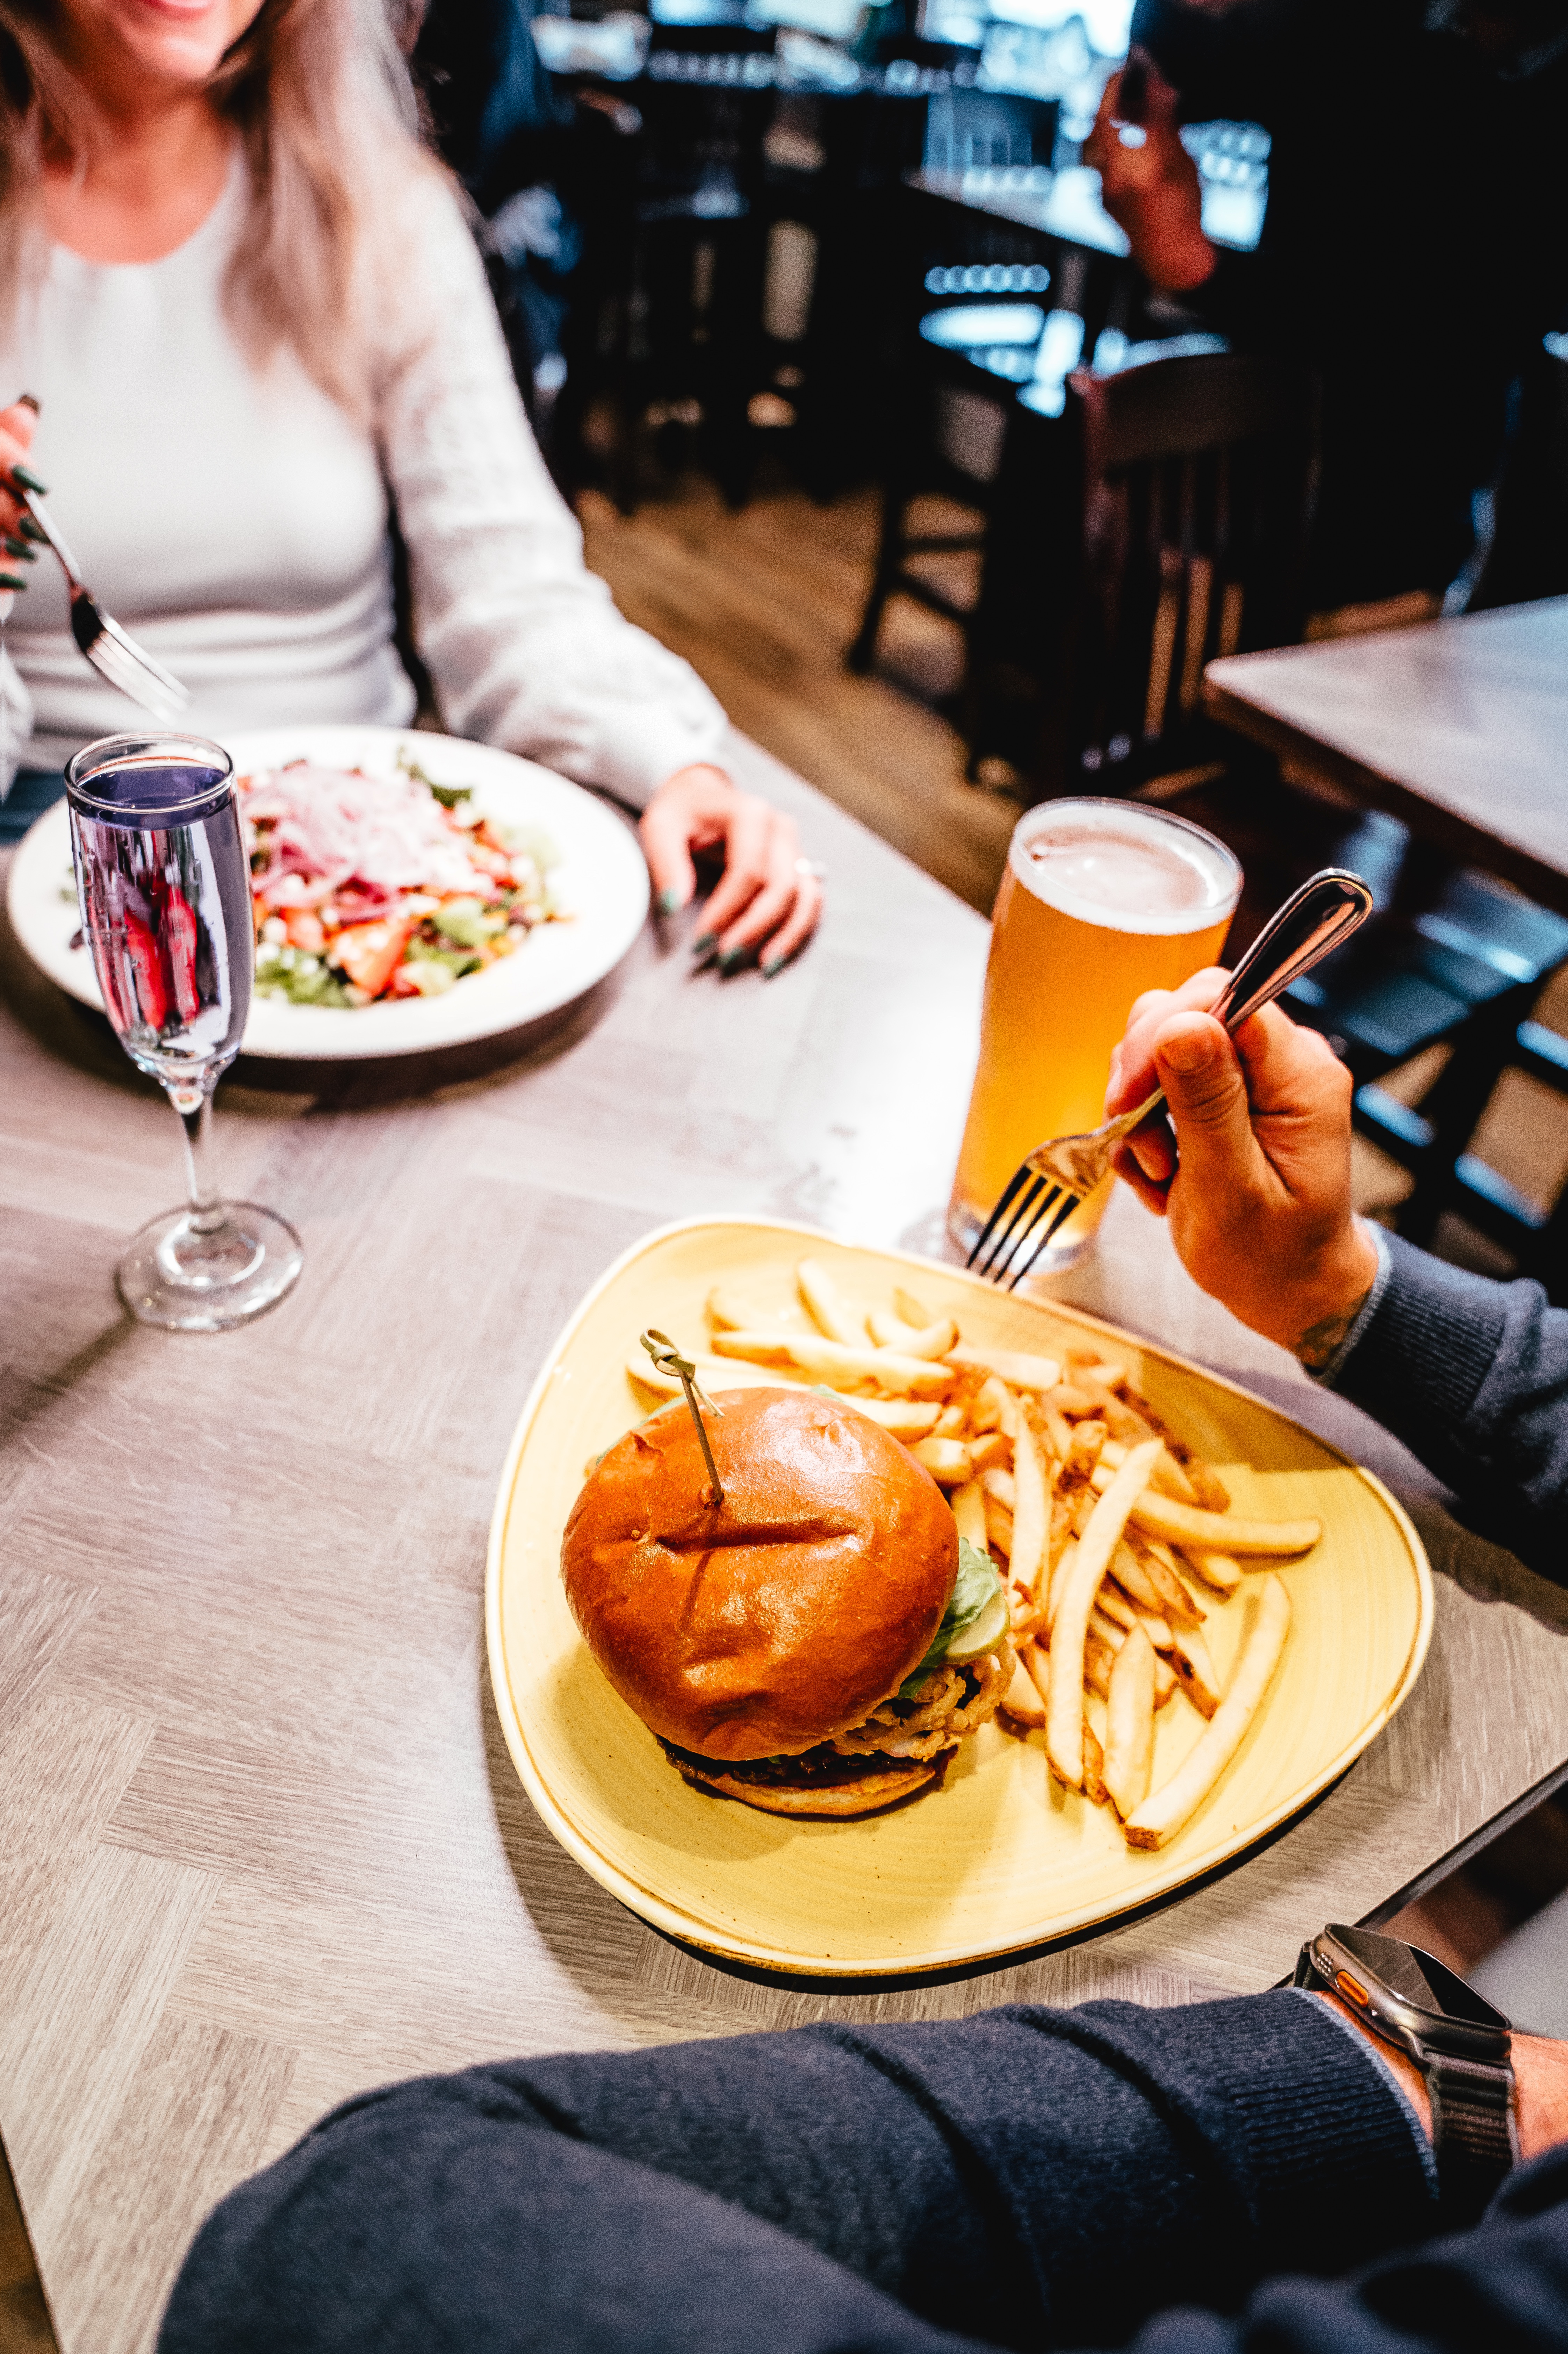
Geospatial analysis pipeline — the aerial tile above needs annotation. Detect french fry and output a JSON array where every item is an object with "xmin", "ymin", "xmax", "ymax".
[
  {"xmin": 628, "ymin": 1351, "xmax": 785, "ymax": 1399},
  {"xmin": 1046, "ymin": 1439, "xmax": 1163, "ymax": 1790},
  {"xmin": 1128, "ymin": 1491, "xmax": 1322, "ymax": 1557},
  {"xmin": 894, "ymin": 1285, "xmax": 934, "ymax": 1330},
  {"xmin": 971, "ymin": 1376, "xmax": 1008, "ymax": 1435},
  {"xmin": 998, "ymin": 1648, "xmax": 1047, "ymax": 1731},
  {"xmin": 1169, "ymin": 1624, "xmax": 1223, "ymax": 1719},
  {"xmin": 1154, "ymin": 1653, "xmax": 1178, "ymax": 1709},
  {"xmin": 932, "ymin": 1402, "xmax": 967, "ymax": 1438},
  {"xmin": 796, "ymin": 1256, "xmax": 863, "ymax": 1345},
  {"xmin": 967, "ymin": 1430, "xmax": 1012, "ymax": 1475},
  {"xmin": 1009, "ymin": 1415, "xmax": 1048, "ymax": 1596},
  {"xmin": 947, "ymin": 1344, "xmax": 1063, "ymax": 1394},
  {"xmin": 992, "ymin": 1384, "xmax": 1020, "ymax": 1443},
  {"xmin": 1082, "ymin": 1721, "xmax": 1110, "ymax": 1807},
  {"xmin": 1066, "ymin": 1419, "xmax": 1108, "ymax": 1480},
  {"xmin": 1116, "ymin": 1377, "xmax": 1232, "ymax": 1513},
  {"xmin": 1046, "ymin": 1536, "xmax": 1077, "ymax": 1629},
  {"xmin": 1022, "ymin": 1639, "xmax": 1051, "ymax": 1707},
  {"xmin": 980, "ymin": 1466, "xmax": 1016, "ymax": 1512},
  {"xmin": 1083, "ymin": 1633, "xmax": 1114, "ymax": 1700},
  {"xmin": 711, "ymin": 1329, "xmax": 951, "ymax": 1397},
  {"xmin": 838, "ymin": 1398, "xmax": 943, "ymax": 1438},
  {"xmin": 1095, "ymin": 1581, "xmax": 1172, "ymax": 1651},
  {"xmin": 909, "ymin": 1436, "xmax": 972, "ymax": 1485},
  {"xmin": 1181, "ymin": 1546, "xmax": 1243, "ymax": 1596},
  {"xmin": 1103, "ymin": 1622, "xmax": 1157, "ymax": 1819},
  {"xmin": 1088, "ymin": 1604, "xmax": 1126, "ymax": 1653},
  {"xmin": 1039, "ymin": 1400, "xmax": 1074, "ymax": 1463},
  {"xmin": 1124, "ymin": 1578, "xmax": 1292, "ymax": 1849},
  {"xmin": 950, "ymin": 1477, "xmax": 988, "ymax": 1554},
  {"xmin": 985, "ymin": 1495, "xmax": 1014, "ymax": 1556},
  {"xmin": 1071, "ymin": 1485, "xmax": 1099, "ymax": 1539},
  {"xmin": 1042, "ymin": 1381, "xmax": 1098, "ymax": 1416},
  {"xmin": 869, "ymin": 1308, "xmax": 959, "ymax": 1361},
  {"xmin": 1125, "ymin": 1534, "xmax": 1205, "ymax": 1626},
  {"xmin": 1109, "ymin": 1540, "xmax": 1163, "ymax": 1614}
]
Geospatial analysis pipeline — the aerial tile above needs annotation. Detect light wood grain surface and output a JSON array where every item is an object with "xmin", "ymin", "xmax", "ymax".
[
  {"xmin": 3, "ymin": 730, "xmax": 1567, "ymax": 2353},
  {"xmin": 1205, "ymin": 597, "xmax": 1568, "ymax": 912}
]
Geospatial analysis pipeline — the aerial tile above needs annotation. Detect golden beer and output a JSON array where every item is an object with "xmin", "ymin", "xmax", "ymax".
[{"xmin": 949, "ymin": 801, "xmax": 1241, "ymax": 1271}]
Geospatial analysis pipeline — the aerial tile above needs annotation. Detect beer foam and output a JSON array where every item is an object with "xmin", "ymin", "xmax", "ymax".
[{"xmin": 1009, "ymin": 801, "xmax": 1239, "ymax": 935}]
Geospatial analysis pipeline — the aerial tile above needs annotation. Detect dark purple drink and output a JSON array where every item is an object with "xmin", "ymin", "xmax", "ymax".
[
  {"xmin": 69, "ymin": 758, "xmax": 251, "ymax": 1091},
  {"xmin": 65, "ymin": 734, "xmax": 302, "ymax": 1332}
]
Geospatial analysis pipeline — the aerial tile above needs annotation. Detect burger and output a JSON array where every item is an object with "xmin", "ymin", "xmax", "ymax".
[{"xmin": 561, "ymin": 1384, "xmax": 1014, "ymax": 1817}]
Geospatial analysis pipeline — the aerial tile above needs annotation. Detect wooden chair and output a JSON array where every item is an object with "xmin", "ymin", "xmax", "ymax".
[{"xmin": 965, "ymin": 347, "xmax": 1315, "ymax": 792}]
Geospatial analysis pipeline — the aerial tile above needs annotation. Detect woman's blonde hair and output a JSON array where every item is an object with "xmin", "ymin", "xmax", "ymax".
[{"xmin": 0, "ymin": 0, "xmax": 433, "ymax": 410}]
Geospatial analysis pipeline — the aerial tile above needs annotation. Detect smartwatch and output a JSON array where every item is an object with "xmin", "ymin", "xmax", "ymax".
[{"xmin": 1295, "ymin": 1924, "xmax": 1517, "ymax": 2222}]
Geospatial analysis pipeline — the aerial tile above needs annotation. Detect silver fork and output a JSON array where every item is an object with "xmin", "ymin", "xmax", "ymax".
[
  {"xmin": 966, "ymin": 867, "xmax": 1377, "ymax": 1289},
  {"xmin": 15, "ymin": 486, "xmax": 189, "ymax": 724}
]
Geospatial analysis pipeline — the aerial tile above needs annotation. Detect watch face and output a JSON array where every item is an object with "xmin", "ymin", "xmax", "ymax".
[{"xmin": 1332, "ymin": 1926, "xmax": 1510, "ymax": 2031}]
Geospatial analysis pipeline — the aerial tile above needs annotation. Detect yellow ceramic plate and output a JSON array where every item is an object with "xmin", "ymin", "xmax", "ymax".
[{"xmin": 485, "ymin": 1217, "xmax": 1433, "ymax": 1977}]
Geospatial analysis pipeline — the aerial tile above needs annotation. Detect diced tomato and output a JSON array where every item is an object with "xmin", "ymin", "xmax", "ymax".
[
  {"xmin": 331, "ymin": 918, "xmax": 412, "ymax": 998},
  {"xmin": 387, "ymin": 964, "xmax": 425, "ymax": 998},
  {"xmin": 284, "ymin": 909, "xmax": 326, "ymax": 955}
]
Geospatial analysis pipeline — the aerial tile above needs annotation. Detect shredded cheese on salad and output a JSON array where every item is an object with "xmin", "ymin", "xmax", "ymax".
[{"xmin": 241, "ymin": 757, "xmax": 563, "ymax": 1007}]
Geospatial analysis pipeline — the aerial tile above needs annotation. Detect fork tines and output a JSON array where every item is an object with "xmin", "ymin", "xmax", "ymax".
[
  {"xmin": 72, "ymin": 594, "xmax": 190, "ymax": 723},
  {"xmin": 967, "ymin": 1168, "xmax": 1081, "ymax": 1290}
]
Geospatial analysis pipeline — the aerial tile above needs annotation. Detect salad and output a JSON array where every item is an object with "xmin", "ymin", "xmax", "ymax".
[{"xmin": 242, "ymin": 755, "xmax": 563, "ymax": 1008}]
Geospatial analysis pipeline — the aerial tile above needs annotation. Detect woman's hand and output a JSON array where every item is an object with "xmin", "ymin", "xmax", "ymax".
[
  {"xmin": 0, "ymin": 398, "xmax": 41, "ymax": 594},
  {"xmin": 639, "ymin": 764, "xmax": 822, "ymax": 977},
  {"xmin": 1104, "ymin": 972, "xmax": 1380, "ymax": 1366},
  {"xmin": 1083, "ymin": 59, "xmax": 1216, "ymax": 293}
]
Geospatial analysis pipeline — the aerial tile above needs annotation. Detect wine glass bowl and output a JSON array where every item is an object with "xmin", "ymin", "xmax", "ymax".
[{"xmin": 65, "ymin": 733, "xmax": 304, "ymax": 1332}]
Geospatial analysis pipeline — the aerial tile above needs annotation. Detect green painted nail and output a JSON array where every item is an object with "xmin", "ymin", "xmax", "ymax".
[
  {"xmin": 11, "ymin": 464, "xmax": 47, "ymax": 494},
  {"xmin": 655, "ymin": 887, "xmax": 682, "ymax": 917},
  {"xmin": 3, "ymin": 537, "xmax": 34, "ymax": 561},
  {"xmin": 690, "ymin": 931, "xmax": 717, "ymax": 957},
  {"xmin": 717, "ymin": 948, "xmax": 748, "ymax": 976},
  {"xmin": 762, "ymin": 955, "xmax": 784, "ymax": 978},
  {"xmin": 0, "ymin": 571, "xmax": 27, "ymax": 590},
  {"xmin": 17, "ymin": 516, "xmax": 45, "ymax": 543}
]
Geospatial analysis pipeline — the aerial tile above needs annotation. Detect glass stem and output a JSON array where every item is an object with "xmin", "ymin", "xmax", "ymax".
[{"xmin": 169, "ymin": 1085, "xmax": 226, "ymax": 1235}]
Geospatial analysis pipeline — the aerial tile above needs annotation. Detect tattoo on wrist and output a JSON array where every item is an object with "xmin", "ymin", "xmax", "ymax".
[{"xmin": 1295, "ymin": 1287, "xmax": 1375, "ymax": 1374}]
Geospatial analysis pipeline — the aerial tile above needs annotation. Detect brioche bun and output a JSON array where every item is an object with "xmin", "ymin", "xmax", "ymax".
[{"xmin": 561, "ymin": 1386, "xmax": 957, "ymax": 1762}]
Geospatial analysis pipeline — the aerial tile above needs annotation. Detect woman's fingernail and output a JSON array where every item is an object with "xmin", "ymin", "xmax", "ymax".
[
  {"xmin": 717, "ymin": 948, "xmax": 748, "ymax": 976},
  {"xmin": 17, "ymin": 392, "xmax": 40, "ymax": 414},
  {"xmin": 11, "ymin": 465, "xmax": 47, "ymax": 494},
  {"xmin": 0, "ymin": 571, "xmax": 27, "ymax": 590},
  {"xmin": 655, "ymin": 887, "xmax": 683, "ymax": 917},
  {"xmin": 17, "ymin": 516, "xmax": 46, "ymax": 543},
  {"xmin": 761, "ymin": 955, "xmax": 784, "ymax": 979},
  {"xmin": 690, "ymin": 931, "xmax": 716, "ymax": 957},
  {"xmin": 3, "ymin": 537, "xmax": 35, "ymax": 560}
]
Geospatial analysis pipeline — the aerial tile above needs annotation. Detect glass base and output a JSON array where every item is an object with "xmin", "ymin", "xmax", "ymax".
[
  {"xmin": 117, "ymin": 1201, "xmax": 304, "ymax": 1332},
  {"xmin": 946, "ymin": 1194, "xmax": 1100, "ymax": 1283}
]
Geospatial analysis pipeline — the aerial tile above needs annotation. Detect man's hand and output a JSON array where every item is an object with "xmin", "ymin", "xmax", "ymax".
[
  {"xmin": 639, "ymin": 765, "xmax": 821, "ymax": 976},
  {"xmin": 1104, "ymin": 973, "xmax": 1379, "ymax": 1365},
  {"xmin": 1083, "ymin": 58, "xmax": 1216, "ymax": 294}
]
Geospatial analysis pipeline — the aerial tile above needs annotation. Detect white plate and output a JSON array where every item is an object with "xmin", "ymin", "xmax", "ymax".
[{"xmin": 5, "ymin": 725, "xmax": 651, "ymax": 1061}]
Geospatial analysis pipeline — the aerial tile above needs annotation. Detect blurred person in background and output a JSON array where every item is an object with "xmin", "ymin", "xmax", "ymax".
[
  {"xmin": 0, "ymin": 0, "xmax": 821, "ymax": 973},
  {"xmin": 1086, "ymin": 0, "xmax": 1568, "ymax": 626}
]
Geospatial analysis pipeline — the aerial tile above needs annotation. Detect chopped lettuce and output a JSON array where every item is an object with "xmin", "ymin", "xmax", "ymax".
[
  {"xmin": 254, "ymin": 941, "xmax": 353, "ymax": 1007},
  {"xmin": 899, "ymin": 1536, "xmax": 1004, "ymax": 1697}
]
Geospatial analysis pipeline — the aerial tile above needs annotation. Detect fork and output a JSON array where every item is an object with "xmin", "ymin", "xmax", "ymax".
[
  {"xmin": 14, "ymin": 485, "xmax": 189, "ymax": 724},
  {"xmin": 966, "ymin": 866, "xmax": 1377, "ymax": 1289}
]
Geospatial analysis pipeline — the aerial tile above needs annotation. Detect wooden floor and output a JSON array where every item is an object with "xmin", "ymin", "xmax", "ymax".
[{"xmin": 580, "ymin": 478, "xmax": 1016, "ymax": 917}]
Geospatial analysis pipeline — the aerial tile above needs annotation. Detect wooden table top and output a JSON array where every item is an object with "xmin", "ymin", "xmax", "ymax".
[
  {"xmin": 1205, "ymin": 597, "xmax": 1568, "ymax": 913},
  {"xmin": 4, "ymin": 731, "xmax": 1568, "ymax": 2354}
]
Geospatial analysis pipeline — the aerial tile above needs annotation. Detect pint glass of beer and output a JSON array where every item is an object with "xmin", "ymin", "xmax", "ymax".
[{"xmin": 949, "ymin": 800, "xmax": 1242, "ymax": 1273}]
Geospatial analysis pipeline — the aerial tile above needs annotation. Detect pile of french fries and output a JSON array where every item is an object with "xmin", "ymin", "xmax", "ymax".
[{"xmin": 627, "ymin": 1257, "xmax": 1319, "ymax": 1851}]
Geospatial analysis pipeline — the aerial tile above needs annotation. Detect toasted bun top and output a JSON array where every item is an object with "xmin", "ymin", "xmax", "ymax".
[{"xmin": 561, "ymin": 1387, "xmax": 957, "ymax": 1760}]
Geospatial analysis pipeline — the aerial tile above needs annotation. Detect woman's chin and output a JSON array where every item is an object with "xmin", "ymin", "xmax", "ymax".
[{"xmin": 92, "ymin": 0, "xmax": 263, "ymax": 91}]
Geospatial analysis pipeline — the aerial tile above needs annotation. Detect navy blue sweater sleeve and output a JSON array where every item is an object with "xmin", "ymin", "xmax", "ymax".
[
  {"xmin": 159, "ymin": 1993, "xmax": 1435, "ymax": 2354},
  {"xmin": 1331, "ymin": 1233, "xmax": 1568, "ymax": 1581}
]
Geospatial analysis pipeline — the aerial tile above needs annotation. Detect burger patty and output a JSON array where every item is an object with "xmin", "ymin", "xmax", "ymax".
[{"xmin": 659, "ymin": 1648, "xmax": 1013, "ymax": 1789}]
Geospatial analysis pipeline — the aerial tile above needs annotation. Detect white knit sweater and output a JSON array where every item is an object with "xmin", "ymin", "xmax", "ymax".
[{"xmin": 0, "ymin": 157, "xmax": 728, "ymax": 804}]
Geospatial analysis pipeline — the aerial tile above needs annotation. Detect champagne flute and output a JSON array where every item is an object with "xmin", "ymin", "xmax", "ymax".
[{"xmin": 65, "ymin": 731, "xmax": 303, "ymax": 1330}]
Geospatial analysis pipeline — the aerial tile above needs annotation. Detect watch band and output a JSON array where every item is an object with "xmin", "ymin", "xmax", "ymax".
[{"xmin": 1425, "ymin": 2051, "xmax": 1517, "ymax": 2224}]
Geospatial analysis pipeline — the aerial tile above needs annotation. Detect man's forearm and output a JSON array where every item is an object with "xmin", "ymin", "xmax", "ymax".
[{"xmin": 1326, "ymin": 1232, "xmax": 1568, "ymax": 1581}]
